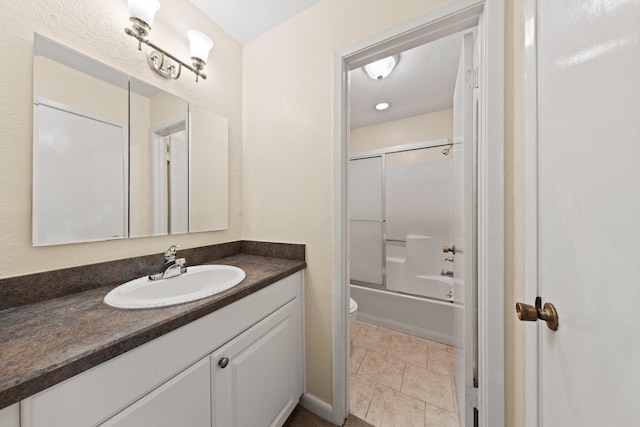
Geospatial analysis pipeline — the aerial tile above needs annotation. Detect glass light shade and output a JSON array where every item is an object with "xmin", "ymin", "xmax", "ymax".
[
  {"xmin": 187, "ymin": 30, "xmax": 214, "ymax": 63},
  {"xmin": 128, "ymin": 0, "xmax": 161, "ymax": 26},
  {"xmin": 364, "ymin": 55, "xmax": 399, "ymax": 81}
]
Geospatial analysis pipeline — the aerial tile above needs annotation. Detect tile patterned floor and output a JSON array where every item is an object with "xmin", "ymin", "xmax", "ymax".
[{"xmin": 350, "ymin": 321, "xmax": 461, "ymax": 427}]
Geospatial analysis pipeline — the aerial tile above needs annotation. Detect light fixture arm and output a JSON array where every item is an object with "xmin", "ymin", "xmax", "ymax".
[{"xmin": 125, "ymin": 27, "xmax": 207, "ymax": 81}]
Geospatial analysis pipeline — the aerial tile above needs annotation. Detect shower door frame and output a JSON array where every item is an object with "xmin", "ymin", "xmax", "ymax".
[
  {"xmin": 348, "ymin": 153, "xmax": 387, "ymax": 289},
  {"xmin": 350, "ymin": 138, "xmax": 455, "ymax": 297},
  {"xmin": 331, "ymin": 0, "xmax": 504, "ymax": 425}
]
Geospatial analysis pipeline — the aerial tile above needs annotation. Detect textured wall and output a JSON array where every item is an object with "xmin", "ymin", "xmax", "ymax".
[
  {"xmin": 350, "ymin": 109, "xmax": 453, "ymax": 153},
  {"xmin": 243, "ymin": 0, "xmax": 524, "ymax": 423},
  {"xmin": 0, "ymin": 0, "xmax": 242, "ymax": 276},
  {"xmin": 242, "ymin": 0, "xmax": 465, "ymax": 407},
  {"xmin": 0, "ymin": 0, "xmax": 525, "ymax": 424}
]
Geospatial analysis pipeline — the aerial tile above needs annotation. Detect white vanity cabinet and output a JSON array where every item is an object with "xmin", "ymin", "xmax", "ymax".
[
  {"xmin": 212, "ymin": 298, "xmax": 302, "ymax": 427},
  {"xmin": 19, "ymin": 271, "xmax": 304, "ymax": 427},
  {"xmin": 100, "ymin": 358, "xmax": 212, "ymax": 427},
  {"xmin": 0, "ymin": 403, "xmax": 20, "ymax": 427}
]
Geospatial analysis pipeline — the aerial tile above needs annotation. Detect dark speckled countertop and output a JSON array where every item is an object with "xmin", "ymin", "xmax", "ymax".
[{"xmin": 0, "ymin": 250, "xmax": 305, "ymax": 410}]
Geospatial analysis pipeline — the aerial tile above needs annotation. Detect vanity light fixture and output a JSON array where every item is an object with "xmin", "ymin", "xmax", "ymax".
[
  {"xmin": 125, "ymin": 0, "xmax": 214, "ymax": 82},
  {"xmin": 363, "ymin": 55, "xmax": 399, "ymax": 81},
  {"xmin": 375, "ymin": 102, "xmax": 390, "ymax": 111}
]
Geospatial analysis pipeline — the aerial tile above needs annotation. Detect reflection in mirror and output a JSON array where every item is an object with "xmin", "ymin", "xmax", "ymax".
[
  {"xmin": 32, "ymin": 34, "xmax": 129, "ymax": 246},
  {"xmin": 188, "ymin": 104, "xmax": 228, "ymax": 233},
  {"xmin": 129, "ymin": 78, "xmax": 229, "ymax": 237},
  {"xmin": 32, "ymin": 34, "xmax": 229, "ymax": 246},
  {"xmin": 129, "ymin": 79, "xmax": 189, "ymax": 237}
]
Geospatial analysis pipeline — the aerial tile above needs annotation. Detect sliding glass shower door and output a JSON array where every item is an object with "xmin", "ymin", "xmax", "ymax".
[{"xmin": 349, "ymin": 156, "xmax": 384, "ymax": 286}]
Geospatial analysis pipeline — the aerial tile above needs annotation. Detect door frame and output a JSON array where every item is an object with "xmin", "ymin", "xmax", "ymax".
[
  {"xmin": 523, "ymin": 0, "xmax": 539, "ymax": 425},
  {"xmin": 332, "ymin": 0, "xmax": 505, "ymax": 425}
]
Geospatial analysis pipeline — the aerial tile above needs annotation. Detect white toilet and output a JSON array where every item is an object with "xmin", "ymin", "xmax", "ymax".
[{"xmin": 349, "ymin": 297, "xmax": 358, "ymax": 327}]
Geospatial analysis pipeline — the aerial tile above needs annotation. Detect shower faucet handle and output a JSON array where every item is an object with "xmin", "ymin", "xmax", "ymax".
[{"xmin": 442, "ymin": 245, "xmax": 456, "ymax": 254}]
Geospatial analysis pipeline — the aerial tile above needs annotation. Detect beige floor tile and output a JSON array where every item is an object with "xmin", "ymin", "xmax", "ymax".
[
  {"xmin": 356, "ymin": 320, "xmax": 378, "ymax": 333},
  {"xmin": 365, "ymin": 384, "xmax": 426, "ymax": 427},
  {"xmin": 353, "ymin": 326, "xmax": 392, "ymax": 355},
  {"xmin": 451, "ymin": 377, "xmax": 459, "ymax": 414},
  {"xmin": 410, "ymin": 335, "xmax": 452, "ymax": 353},
  {"xmin": 425, "ymin": 403, "xmax": 460, "ymax": 427},
  {"xmin": 350, "ymin": 374, "xmax": 376, "ymax": 420},
  {"xmin": 427, "ymin": 348, "xmax": 454, "ymax": 376},
  {"xmin": 350, "ymin": 343, "xmax": 367, "ymax": 374},
  {"xmin": 350, "ymin": 325, "xmax": 462, "ymax": 426},
  {"xmin": 350, "ymin": 322, "xmax": 363, "ymax": 342},
  {"xmin": 376, "ymin": 325, "xmax": 411, "ymax": 340},
  {"xmin": 358, "ymin": 350, "xmax": 405, "ymax": 391},
  {"xmin": 387, "ymin": 336, "xmax": 429, "ymax": 368},
  {"xmin": 402, "ymin": 364, "xmax": 455, "ymax": 412}
]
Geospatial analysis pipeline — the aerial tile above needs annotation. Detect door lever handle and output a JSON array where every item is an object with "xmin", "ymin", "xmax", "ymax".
[{"xmin": 516, "ymin": 297, "xmax": 559, "ymax": 331}]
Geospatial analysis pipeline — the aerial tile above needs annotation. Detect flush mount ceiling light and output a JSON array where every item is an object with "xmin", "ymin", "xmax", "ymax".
[
  {"xmin": 363, "ymin": 54, "xmax": 399, "ymax": 81},
  {"xmin": 375, "ymin": 102, "xmax": 390, "ymax": 111},
  {"xmin": 125, "ymin": 0, "xmax": 214, "ymax": 82}
]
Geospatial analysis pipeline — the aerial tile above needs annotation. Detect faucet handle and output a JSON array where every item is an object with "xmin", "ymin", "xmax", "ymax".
[{"xmin": 165, "ymin": 244, "xmax": 181, "ymax": 261}]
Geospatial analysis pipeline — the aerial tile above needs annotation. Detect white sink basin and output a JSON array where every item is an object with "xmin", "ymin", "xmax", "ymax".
[{"xmin": 104, "ymin": 265, "xmax": 246, "ymax": 309}]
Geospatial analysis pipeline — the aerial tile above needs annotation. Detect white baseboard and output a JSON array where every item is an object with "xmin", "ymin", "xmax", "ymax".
[{"xmin": 299, "ymin": 393, "xmax": 334, "ymax": 424}]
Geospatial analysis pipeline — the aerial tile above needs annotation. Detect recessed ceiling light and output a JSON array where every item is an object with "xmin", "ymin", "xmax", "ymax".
[{"xmin": 375, "ymin": 102, "xmax": 390, "ymax": 111}]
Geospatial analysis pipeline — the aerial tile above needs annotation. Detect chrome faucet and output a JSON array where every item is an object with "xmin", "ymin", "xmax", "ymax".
[
  {"xmin": 440, "ymin": 269, "xmax": 454, "ymax": 278},
  {"xmin": 149, "ymin": 245, "xmax": 187, "ymax": 281}
]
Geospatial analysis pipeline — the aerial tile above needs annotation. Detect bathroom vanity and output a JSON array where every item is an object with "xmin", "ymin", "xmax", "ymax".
[{"xmin": 0, "ymin": 243, "xmax": 306, "ymax": 427}]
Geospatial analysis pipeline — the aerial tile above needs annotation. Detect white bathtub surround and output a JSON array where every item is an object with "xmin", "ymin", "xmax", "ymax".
[
  {"xmin": 386, "ymin": 236, "xmax": 454, "ymax": 301},
  {"xmin": 350, "ymin": 143, "xmax": 455, "ymax": 301}
]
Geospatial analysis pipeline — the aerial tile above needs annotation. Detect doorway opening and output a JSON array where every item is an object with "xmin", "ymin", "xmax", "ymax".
[
  {"xmin": 150, "ymin": 116, "xmax": 189, "ymax": 235},
  {"xmin": 332, "ymin": 1, "xmax": 505, "ymax": 426},
  {"xmin": 347, "ymin": 28, "xmax": 473, "ymax": 427}
]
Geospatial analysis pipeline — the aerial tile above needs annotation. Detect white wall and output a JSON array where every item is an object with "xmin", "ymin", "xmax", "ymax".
[{"xmin": 0, "ymin": 0, "xmax": 242, "ymax": 276}]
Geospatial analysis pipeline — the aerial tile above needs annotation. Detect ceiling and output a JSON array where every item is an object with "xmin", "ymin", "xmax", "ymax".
[
  {"xmin": 190, "ymin": 0, "xmax": 320, "ymax": 45},
  {"xmin": 190, "ymin": 1, "xmax": 464, "ymax": 129},
  {"xmin": 349, "ymin": 33, "xmax": 464, "ymax": 129}
]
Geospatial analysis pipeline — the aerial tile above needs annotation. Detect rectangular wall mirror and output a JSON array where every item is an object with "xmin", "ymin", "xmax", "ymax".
[{"xmin": 32, "ymin": 34, "xmax": 229, "ymax": 246}]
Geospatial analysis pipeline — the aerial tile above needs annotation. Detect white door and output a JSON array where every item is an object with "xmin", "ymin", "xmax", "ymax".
[
  {"xmin": 33, "ymin": 101, "xmax": 128, "ymax": 245},
  {"xmin": 525, "ymin": 1, "xmax": 640, "ymax": 425},
  {"xmin": 452, "ymin": 30, "xmax": 477, "ymax": 427}
]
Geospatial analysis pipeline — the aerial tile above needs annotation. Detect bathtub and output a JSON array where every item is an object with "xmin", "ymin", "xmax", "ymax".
[{"xmin": 350, "ymin": 283, "xmax": 462, "ymax": 347}]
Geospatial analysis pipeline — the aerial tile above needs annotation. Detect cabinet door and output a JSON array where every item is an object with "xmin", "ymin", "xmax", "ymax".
[
  {"xmin": 100, "ymin": 357, "xmax": 210, "ymax": 427},
  {"xmin": 212, "ymin": 298, "xmax": 301, "ymax": 427},
  {"xmin": 0, "ymin": 403, "xmax": 19, "ymax": 427}
]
